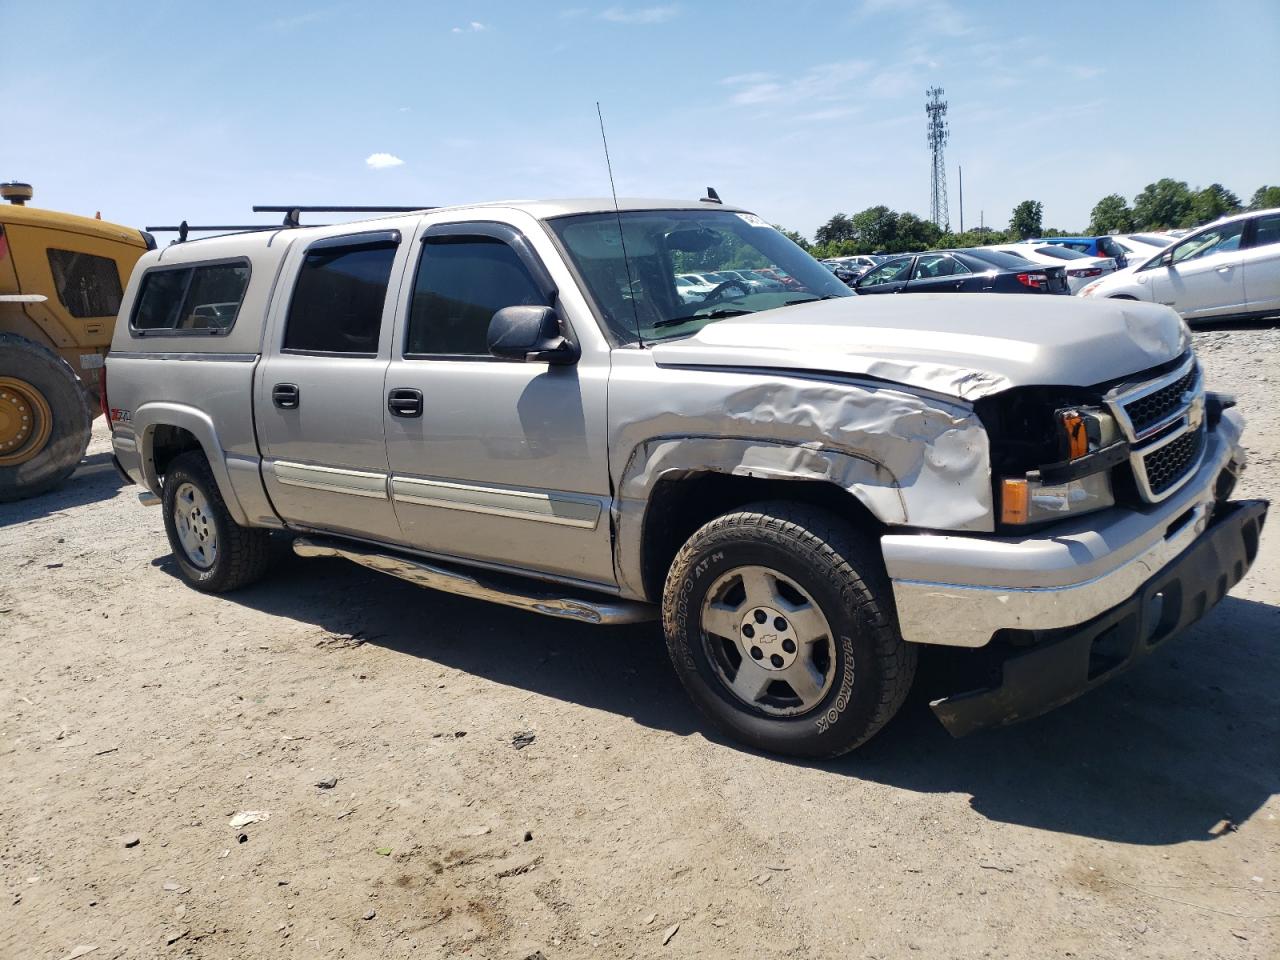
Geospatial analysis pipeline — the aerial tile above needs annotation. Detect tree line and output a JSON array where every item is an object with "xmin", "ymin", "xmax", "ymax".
[{"xmin": 790, "ymin": 181, "xmax": 1280, "ymax": 259}]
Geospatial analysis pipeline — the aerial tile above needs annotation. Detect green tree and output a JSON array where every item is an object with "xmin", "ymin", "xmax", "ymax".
[
  {"xmin": 1009, "ymin": 200, "xmax": 1044, "ymax": 239},
  {"xmin": 850, "ymin": 205, "xmax": 898, "ymax": 251},
  {"xmin": 1088, "ymin": 194, "xmax": 1135, "ymax": 234},
  {"xmin": 774, "ymin": 225, "xmax": 811, "ymax": 251},
  {"xmin": 894, "ymin": 212, "xmax": 942, "ymax": 252},
  {"xmin": 1249, "ymin": 185, "xmax": 1280, "ymax": 210},
  {"xmin": 1132, "ymin": 178, "xmax": 1193, "ymax": 229},
  {"xmin": 814, "ymin": 213, "xmax": 855, "ymax": 247},
  {"xmin": 1188, "ymin": 184, "xmax": 1241, "ymax": 225}
]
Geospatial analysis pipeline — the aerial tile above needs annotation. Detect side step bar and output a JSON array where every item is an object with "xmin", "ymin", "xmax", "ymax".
[{"xmin": 292, "ymin": 536, "xmax": 657, "ymax": 626}]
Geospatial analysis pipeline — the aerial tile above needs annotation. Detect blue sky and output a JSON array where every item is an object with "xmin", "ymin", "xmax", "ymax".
[{"xmin": 3, "ymin": 1, "xmax": 1278, "ymax": 238}]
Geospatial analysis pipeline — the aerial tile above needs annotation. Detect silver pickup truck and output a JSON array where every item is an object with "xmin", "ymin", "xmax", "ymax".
[{"xmin": 105, "ymin": 198, "xmax": 1267, "ymax": 757}]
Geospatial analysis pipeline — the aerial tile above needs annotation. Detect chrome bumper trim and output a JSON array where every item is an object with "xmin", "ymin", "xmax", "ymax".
[{"xmin": 885, "ymin": 410, "xmax": 1246, "ymax": 649}]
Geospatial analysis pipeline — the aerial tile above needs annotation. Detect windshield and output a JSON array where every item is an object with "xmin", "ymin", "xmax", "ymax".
[{"xmin": 547, "ymin": 210, "xmax": 851, "ymax": 342}]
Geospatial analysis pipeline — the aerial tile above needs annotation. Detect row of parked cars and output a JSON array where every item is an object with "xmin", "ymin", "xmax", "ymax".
[{"xmin": 813, "ymin": 207, "xmax": 1280, "ymax": 325}]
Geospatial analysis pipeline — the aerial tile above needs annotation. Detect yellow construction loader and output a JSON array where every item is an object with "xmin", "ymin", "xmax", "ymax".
[{"xmin": 0, "ymin": 182, "xmax": 153, "ymax": 501}]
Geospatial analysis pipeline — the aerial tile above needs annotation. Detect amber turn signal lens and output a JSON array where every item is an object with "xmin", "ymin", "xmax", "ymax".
[
  {"xmin": 1000, "ymin": 478, "xmax": 1029, "ymax": 524},
  {"xmin": 1060, "ymin": 411, "xmax": 1088, "ymax": 460}
]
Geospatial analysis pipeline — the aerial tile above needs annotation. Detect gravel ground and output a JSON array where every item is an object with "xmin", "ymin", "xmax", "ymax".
[{"xmin": 2, "ymin": 323, "xmax": 1278, "ymax": 960}]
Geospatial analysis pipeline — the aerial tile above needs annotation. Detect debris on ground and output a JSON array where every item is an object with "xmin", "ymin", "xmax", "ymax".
[
  {"xmin": 228, "ymin": 811, "xmax": 269, "ymax": 828},
  {"xmin": 662, "ymin": 922, "xmax": 680, "ymax": 945},
  {"xmin": 315, "ymin": 776, "xmax": 338, "ymax": 789},
  {"xmin": 512, "ymin": 731, "xmax": 536, "ymax": 750},
  {"xmin": 120, "ymin": 835, "xmax": 140, "ymax": 848}
]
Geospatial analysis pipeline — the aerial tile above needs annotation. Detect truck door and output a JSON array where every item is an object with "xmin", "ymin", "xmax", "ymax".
[
  {"xmin": 254, "ymin": 229, "xmax": 409, "ymax": 542},
  {"xmin": 381, "ymin": 219, "xmax": 614, "ymax": 584}
]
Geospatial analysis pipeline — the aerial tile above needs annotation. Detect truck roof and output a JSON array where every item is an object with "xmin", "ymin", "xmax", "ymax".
[{"xmin": 156, "ymin": 197, "xmax": 751, "ymax": 251}]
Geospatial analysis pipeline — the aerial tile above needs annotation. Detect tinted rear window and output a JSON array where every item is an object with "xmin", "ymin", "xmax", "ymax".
[
  {"xmin": 131, "ymin": 261, "xmax": 250, "ymax": 333},
  {"xmin": 1033, "ymin": 245, "xmax": 1089, "ymax": 260},
  {"xmin": 962, "ymin": 249, "xmax": 1035, "ymax": 269}
]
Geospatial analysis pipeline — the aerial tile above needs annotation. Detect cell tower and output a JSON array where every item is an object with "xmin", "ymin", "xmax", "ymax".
[{"xmin": 925, "ymin": 87, "xmax": 949, "ymax": 231}]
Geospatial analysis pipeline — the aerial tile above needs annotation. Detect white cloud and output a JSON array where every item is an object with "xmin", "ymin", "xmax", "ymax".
[
  {"xmin": 452, "ymin": 21, "xmax": 487, "ymax": 33},
  {"xmin": 365, "ymin": 153, "xmax": 404, "ymax": 169},
  {"xmin": 599, "ymin": 5, "xmax": 679, "ymax": 24},
  {"xmin": 723, "ymin": 60, "xmax": 872, "ymax": 106}
]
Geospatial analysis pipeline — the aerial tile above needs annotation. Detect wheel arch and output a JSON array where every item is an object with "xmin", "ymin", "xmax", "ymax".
[
  {"xmin": 134, "ymin": 402, "xmax": 249, "ymax": 525},
  {"xmin": 636, "ymin": 472, "xmax": 889, "ymax": 604}
]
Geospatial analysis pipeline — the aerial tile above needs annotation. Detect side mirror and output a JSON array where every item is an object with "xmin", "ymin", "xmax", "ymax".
[{"xmin": 487, "ymin": 305, "xmax": 579, "ymax": 364}]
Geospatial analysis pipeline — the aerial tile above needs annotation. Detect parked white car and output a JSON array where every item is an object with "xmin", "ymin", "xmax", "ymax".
[
  {"xmin": 1111, "ymin": 233, "xmax": 1175, "ymax": 264},
  {"xmin": 1079, "ymin": 209, "xmax": 1280, "ymax": 323},
  {"xmin": 675, "ymin": 274, "xmax": 716, "ymax": 303},
  {"xmin": 981, "ymin": 243, "xmax": 1118, "ymax": 294}
]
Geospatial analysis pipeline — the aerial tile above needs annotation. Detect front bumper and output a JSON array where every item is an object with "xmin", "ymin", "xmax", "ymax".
[
  {"xmin": 884, "ymin": 409, "xmax": 1248, "ymax": 649},
  {"xmin": 930, "ymin": 498, "xmax": 1267, "ymax": 736}
]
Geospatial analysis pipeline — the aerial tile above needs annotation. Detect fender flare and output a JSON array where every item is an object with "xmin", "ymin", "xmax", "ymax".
[
  {"xmin": 132, "ymin": 401, "xmax": 250, "ymax": 526},
  {"xmin": 611, "ymin": 435, "xmax": 908, "ymax": 600}
]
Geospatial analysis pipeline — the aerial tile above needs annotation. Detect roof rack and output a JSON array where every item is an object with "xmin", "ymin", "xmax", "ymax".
[{"xmin": 147, "ymin": 204, "xmax": 437, "ymax": 243}]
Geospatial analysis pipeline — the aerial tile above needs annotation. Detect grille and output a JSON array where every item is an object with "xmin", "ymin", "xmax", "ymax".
[
  {"xmin": 1142, "ymin": 424, "xmax": 1205, "ymax": 496},
  {"xmin": 1123, "ymin": 364, "xmax": 1198, "ymax": 436}
]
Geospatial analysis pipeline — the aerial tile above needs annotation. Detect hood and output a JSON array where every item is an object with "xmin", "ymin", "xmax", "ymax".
[{"xmin": 647, "ymin": 293, "xmax": 1189, "ymax": 400}]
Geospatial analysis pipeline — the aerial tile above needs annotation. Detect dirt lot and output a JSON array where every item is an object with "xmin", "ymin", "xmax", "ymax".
[{"xmin": 3, "ymin": 324, "xmax": 1278, "ymax": 960}]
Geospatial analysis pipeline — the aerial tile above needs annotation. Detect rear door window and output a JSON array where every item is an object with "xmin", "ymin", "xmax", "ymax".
[
  {"xmin": 282, "ymin": 234, "xmax": 399, "ymax": 355},
  {"xmin": 911, "ymin": 254, "xmax": 969, "ymax": 279},
  {"xmin": 1250, "ymin": 213, "xmax": 1280, "ymax": 248},
  {"xmin": 131, "ymin": 260, "xmax": 250, "ymax": 333},
  {"xmin": 47, "ymin": 249, "xmax": 123, "ymax": 318}
]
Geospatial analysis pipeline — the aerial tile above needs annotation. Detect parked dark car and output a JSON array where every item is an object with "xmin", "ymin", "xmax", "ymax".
[{"xmin": 853, "ymin": 250, "xmax": 1071, "ymax": 296}]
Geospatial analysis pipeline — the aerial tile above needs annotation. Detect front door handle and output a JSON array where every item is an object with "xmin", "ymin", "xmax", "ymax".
[
  {"xmin": 1217, "ymin": 265, "xmax": 1234, "ymax": 273},
  {"xmin": 272, "ymin": 383, "xmax": 300, "ymax": 409},
  {"xmin": 387, "ymin": 388, "xmax": 423, "ymax": 418}
]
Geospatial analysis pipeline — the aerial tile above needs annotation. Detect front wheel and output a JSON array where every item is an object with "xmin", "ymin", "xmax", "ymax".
[{"xmin": 662, "ymin": 502, "xmax": 915, "ymax": 758}]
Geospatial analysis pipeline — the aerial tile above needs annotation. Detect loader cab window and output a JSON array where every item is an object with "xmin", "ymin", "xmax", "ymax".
[
  {"xmin": 47, "ymin": 249, "xmax": 123, "ymax": 318},
  {"xmin": 282, "ymin": 234, "xmax": 399, "ymax": 355}
]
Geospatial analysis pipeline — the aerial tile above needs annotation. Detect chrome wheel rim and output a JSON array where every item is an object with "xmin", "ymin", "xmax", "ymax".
[
  {"xmin": 700, "ymin": 565, "xmax": 837, "ymax": 717},
  {"xmin": 173, "ymin": 482, "xmax": 218, "ymax": 569}
]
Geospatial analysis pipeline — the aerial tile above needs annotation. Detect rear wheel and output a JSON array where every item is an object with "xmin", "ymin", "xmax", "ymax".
[
  {"xmin": 662, "ymin": 502, "xmax": 916, "ymax": 758},
  {"xmin": 161, "ymin": 450, "xmax": 271, "ymax": 592},
  {"xmin": 0, "ymin": 334, "xmax": 92, "ymax": 502}
]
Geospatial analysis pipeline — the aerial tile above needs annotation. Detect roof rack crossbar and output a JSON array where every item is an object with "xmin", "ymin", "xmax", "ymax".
[{"xmin": 251, "ymin": 205, "xmax": 435, "ymax": 213}]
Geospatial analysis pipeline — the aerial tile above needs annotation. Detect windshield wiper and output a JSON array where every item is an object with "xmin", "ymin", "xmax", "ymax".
[
  {"xmin": 780, "ymin": 295, "xmax": 840, "ymax": 307},
  {"xmin": 652, "ymin": 308, "xmax": 752, "ymax": 329}
]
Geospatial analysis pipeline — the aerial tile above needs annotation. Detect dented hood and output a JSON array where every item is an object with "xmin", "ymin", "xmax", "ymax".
[{"xmin": 648, "ymin": 294, "xmax": 1189, "ymax": 400}]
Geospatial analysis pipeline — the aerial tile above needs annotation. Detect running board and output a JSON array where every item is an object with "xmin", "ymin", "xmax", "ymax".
[{"xmin": 291, "ymin": 536, "xmax": 657, "ymax": 626}]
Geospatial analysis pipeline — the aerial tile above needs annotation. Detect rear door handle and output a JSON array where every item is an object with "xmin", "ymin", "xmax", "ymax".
[
  {"xmin": 387, "ymin": 388, "xmax": 423, "ymax": 418},
  {"xmin": 272, "ymin": 383, "xmax": 300, "ymax": 409}
]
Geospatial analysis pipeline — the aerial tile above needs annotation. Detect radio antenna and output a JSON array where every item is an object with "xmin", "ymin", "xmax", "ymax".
[{"xmin": 596, "ymin": 102, "xmax": 643, "ymax": 347}]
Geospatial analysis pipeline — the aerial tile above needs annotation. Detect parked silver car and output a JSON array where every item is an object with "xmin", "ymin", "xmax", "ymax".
[{"xmin": 105, "ymin": 198, "xmax": 1267, "ymax": 757}]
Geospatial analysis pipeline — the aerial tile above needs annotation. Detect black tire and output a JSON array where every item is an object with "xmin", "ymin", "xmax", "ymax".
[
  {"xmin": 0, "ymin": 333, "xmax": 92, "ymax": 502},
  {"xmin": 662, "ymin": 502, "xmax": 916, "ymax": 758},
  {"xmin": 161, "ymin": 450, "xmax": 270, "ymax": 593}
]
